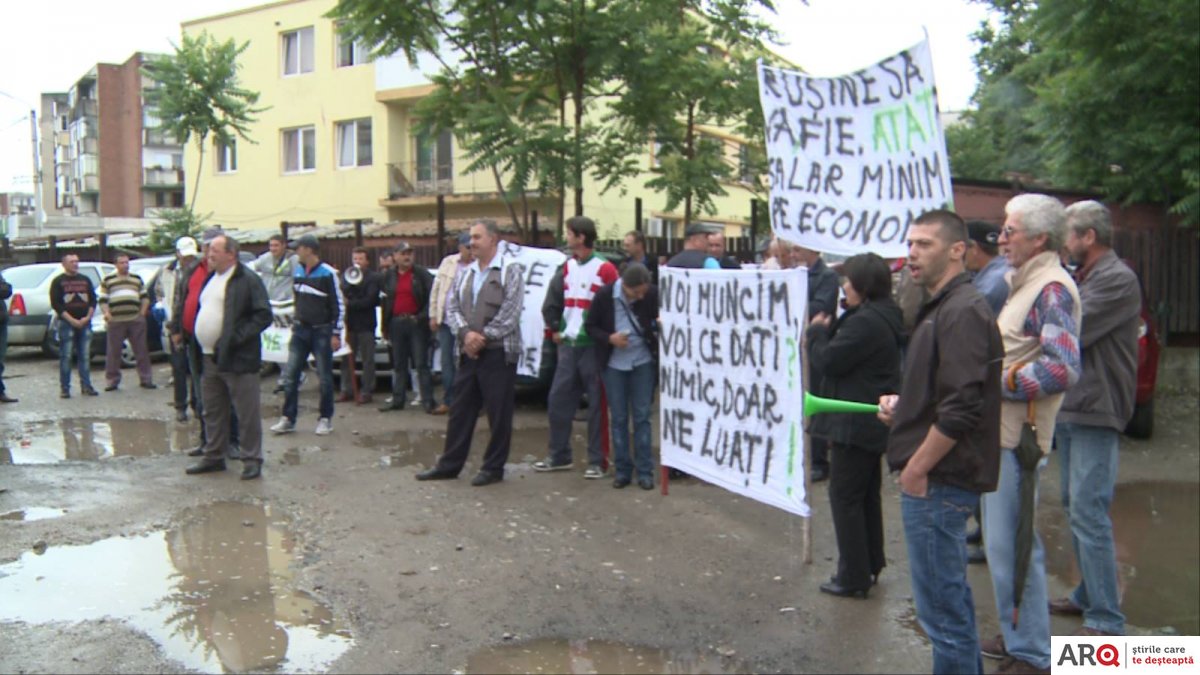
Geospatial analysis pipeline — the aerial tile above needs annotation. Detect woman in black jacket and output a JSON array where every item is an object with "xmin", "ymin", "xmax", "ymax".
[{"xmin": 806, "ymin": 253, "xmax": 904, "ymax": 598}]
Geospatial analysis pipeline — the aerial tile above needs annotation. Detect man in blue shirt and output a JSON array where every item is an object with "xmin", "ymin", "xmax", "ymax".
[{"xmin": 965, "ymin": 220, "xmax": 1010, "ymax": 317}]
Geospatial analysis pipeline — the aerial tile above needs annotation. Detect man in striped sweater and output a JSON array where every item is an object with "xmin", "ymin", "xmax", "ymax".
[
  {"xmin": 99, "ymin": 254, "xmax": 156, "ymax": 391},
  {"xmin": 534, "ymin": 216, "xmax": 619, "ymax": 479}
]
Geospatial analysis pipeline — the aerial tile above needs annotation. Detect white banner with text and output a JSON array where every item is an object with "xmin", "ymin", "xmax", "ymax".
[
  {"xmin": 758, "ymin": 39, "xmax": 953, "ymax": 258},
  {"xmin": 658, "ymin": 268, "xmax": 809, "ymax": 517}
]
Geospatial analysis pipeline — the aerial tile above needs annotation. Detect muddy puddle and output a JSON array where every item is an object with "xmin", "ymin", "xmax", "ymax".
[
  {"xmin": 466, "ymin": 638, "xmax": 746, "ymax": 674},
  {"xmin": 0, "ymin": 417, "xmax": 198, "ymax": 464},
  {"xmin": 0, "ymin": 507, "xmax": 66, "ymax": 521},
  {"xmin": 1040, "ymin": 480, "xmax": 1200, "ymax": 634},
  {"xmin": 0, "ymin": 501, "xmax": 352, "ymax": 672}
]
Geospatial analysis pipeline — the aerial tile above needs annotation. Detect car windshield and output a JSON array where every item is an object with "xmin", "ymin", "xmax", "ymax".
[{"xmin": 1, "ymin": 266, "xmax": 55, "ymax": 288}]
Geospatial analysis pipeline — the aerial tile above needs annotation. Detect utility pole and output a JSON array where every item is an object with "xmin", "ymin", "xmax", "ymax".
[{"xmin": 30, "ymin": 108, "xmax": 44, "ymax": 235}]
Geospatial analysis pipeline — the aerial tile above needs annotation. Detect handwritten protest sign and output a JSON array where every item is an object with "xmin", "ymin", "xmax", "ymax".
[
  {"xmin": 261, "ymin": 301, "xmax": 294, "ymax": 364},
  {"xmin": 497, "ymin": 240, "xmax": 566, "ymax": 379},
  {"xmin": 757, "ymin": 39, "xmax": 952, "ymax": 259},
  {"xmin": 658, "ymin": 268, "xmax": 809, "ymax": 517}
]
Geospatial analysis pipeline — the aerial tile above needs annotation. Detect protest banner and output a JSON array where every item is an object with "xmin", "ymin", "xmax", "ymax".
[
  {"xmin": 757, "ymin": 39, "xmax": 953, "ymax": 259},
  {"xmin": 658, "ymin": 267, "xmax": 809, "ymax": 517},
  {"xmin": 261, "ymin": 301, "xmax": 294, "ymax": 364},
  {"xmin": 497, "ymin": 240, "xmax": 567, "ymax": 379}
]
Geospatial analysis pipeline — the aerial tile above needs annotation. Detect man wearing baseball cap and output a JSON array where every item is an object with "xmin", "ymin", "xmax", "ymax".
[
  {"xmin": 427, "ymin": 232, "xmax": 474, "ymax": 414},
  {"xmin": 965, "ymin": 219, "xmax": 1011, "ymax": 316},
  {"xmin": 156, "ymin": 236, "xmax": 199, "ymax": 421},
  {"xmin": 271, "ymin": 234, "xmax": 344, "ymax": 436}
]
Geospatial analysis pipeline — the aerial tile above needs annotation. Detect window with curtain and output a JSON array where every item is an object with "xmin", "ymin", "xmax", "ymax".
[
  {"xmin": 336, "ymin": 119, "xmax": 372, "ymax": 168},
  {"xmin": 282, "ymin": 27, "xmax": 315, "ymax": 76},
  {"xmin": 283, "ymin": 126, "xmax": 316, "ymax": 173}
]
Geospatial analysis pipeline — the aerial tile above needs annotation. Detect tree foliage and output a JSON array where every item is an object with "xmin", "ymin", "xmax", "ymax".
[
  {"xmin": 143, "ymin": 33, "xmax": 265, "ymax": 211},
  {"xmin": 145, "ymin": 208, "xmax": 205, "ymax": 254},
  {"xmin": 328, "ymin": 0, "xmax": 777, "ymax": 234},
  {"xmin": 951, "ymin": 0, "xmax": 1199, "ymax": 223}
]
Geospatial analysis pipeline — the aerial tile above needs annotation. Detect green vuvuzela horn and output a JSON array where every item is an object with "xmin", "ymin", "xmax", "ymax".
[{"xmin": 803, "ymin": 392, "xmax": 880, "ymax": 416}]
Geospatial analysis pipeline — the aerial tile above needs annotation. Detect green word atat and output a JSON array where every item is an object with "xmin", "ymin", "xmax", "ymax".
[{"xmin": 871, "ymin": 87, "xmax": 937, "ymax": 153}]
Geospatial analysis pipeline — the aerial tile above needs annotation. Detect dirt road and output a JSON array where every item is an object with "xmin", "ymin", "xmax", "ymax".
[{"xmin": 1, "ymin": 348, "xmax": 1196, "ymax": 673}]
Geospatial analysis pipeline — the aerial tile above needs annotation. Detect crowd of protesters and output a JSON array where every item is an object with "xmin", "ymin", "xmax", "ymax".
[{"xmin": 14, "ymin": 195, "xmax": 1140, "ymax": 674}]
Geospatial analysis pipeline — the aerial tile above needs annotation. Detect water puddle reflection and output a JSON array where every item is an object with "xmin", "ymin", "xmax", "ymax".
[
  {"xmin": 467, "ymin": 638, "xmax": 746, "ymax": 674},
  {"xmin": 0, "ymin": 418, "xmax": 198, "ymax": 464},
  {"xmin": 1040, "ymin": 480, "xmax": 1199, "ymax": 633},
  {"xmin": 0, "ymin": 501, "xmax": 352, "ymax": 672},
  {"xmin": 0, "ymin": 507, "xmax": 66, "ymax": 521}
]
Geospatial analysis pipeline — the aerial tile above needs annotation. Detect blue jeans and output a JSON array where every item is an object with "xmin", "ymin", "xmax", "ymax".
[
  {"xmin": 58, "ymin": 320, "xmax": 94, "ymax": 392},
  {"xmin": 602, "ymin": 362, "xmax": 655, "ymax": 481},
  {"xmin": 283, "ymin": 323, "xmax": 334, "ymax": 422},
  {"xmin": 0, "ymin": 321, "xmax": 8, "ymax": 395},
  {"xmin": 438, "ymin": 323, "xmax": 457, "ymax": 406},
  {"xmin": 902, "ymin": 482, "xmax": 983, "ymax": 675},
  {"xmin": 1055, "ymin": 423, "xmax": 1125, "ymax": 634},
  {"xmin": 983, "ymin": 449, "xmax": 1051, "ymax": 669}
]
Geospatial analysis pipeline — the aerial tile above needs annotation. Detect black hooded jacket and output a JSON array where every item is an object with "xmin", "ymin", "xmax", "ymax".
[{"xmin": 806, "ymin": 298, "xmax": 904, "ymax": 451}]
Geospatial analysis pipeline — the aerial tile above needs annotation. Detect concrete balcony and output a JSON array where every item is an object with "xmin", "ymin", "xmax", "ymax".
[
  {"xmin": 144, "ymin": 167, "xmax": 184, "ymax": 188},
  {"xmin": 80, "ymin": 174, "xmax": 100, "ymax": 194},
  {"xmin": 387, "ymin": 161, "xmax": 453, "ymax": 199},
  {"xmin": 143, "ymin": 128, "xmax": 178, "ymax": 146}
]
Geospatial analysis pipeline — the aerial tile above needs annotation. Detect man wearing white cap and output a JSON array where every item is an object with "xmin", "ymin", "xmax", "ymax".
[{"xmin": 157, "ymin": 236, "xmax": 200, "ymax": 421}]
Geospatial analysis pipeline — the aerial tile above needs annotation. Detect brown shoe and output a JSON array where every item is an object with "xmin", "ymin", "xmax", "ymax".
[
  {"xmin": 996, "ymin": 656, "xmax": 1050, "ymax": 674},
  {"xmin": 980, "ymin": 634, "xmax": 1007, "ymax": 660},
  {"xmin": 430, "ymin": 404, "xmax": 449, "ymax": 415},
  {"xmin": 336, "ymin": 392, "xmax": 355, "ymax": 403},
  {"xmin": 356, "ymin": 393, "xmax": 373, "ymax": 405},
  {"xmin": 1049, "ymin": 597, "xmax": 1084, "ymax": 616}
]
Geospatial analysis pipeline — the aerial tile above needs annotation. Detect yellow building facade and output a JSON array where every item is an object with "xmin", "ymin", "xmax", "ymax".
[{"xmin": 182, "ymin": 0, "xmax": 763, "ymax": 239}]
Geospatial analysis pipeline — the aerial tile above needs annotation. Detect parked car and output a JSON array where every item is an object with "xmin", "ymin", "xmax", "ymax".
[{"xmin": 1124, "ymin": 261, "xmax": 1160, "ymax": 439}]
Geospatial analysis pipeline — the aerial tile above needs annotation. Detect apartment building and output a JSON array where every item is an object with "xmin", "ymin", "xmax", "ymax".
[
  {"xmin": 42, "ymin": 54, "xmax": 186, "ymax": 219},
  {"xmin": 182, "ymin": 0, "xmax": 762, "ymax": 237}
]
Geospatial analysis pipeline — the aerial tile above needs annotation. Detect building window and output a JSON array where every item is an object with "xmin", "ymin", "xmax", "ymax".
[
  {"xmin": 415, "ymin": 130, "xmax": 453, "ymax": 181},
  {"xmin": 171, "ymin": 191, "xmax": 184, "ymax": 207},
  {"xmin": 282, "ymin": 27, "xmax": 315, "ymax": 76},
  {"xmin": 282, "ymin": 126, "xmax": 316, "ymax": 173},
  {"xmin": 217, "ymin": 138, "xmax": 237, "ymax": 173},
  {"xmin": 335, "ymin": 23, "xmax": 371, "ymax": 67},
  {"xmin": 335, "ymin": 119, "xmax": 372, "ymax": 168},
  {"xmin": 737, "ymin": 144, "xmax": 755, "ymax": 184}
]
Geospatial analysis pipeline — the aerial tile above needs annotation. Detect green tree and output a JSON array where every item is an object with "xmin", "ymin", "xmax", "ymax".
[
  {"xmin": 143, "ymin": 33, "xmax": 265, "ymax": 213},
  {"xmin": 603, "ymin": 4, "xmax": 776, "ymax": 226},
  {"xmin": 145, "ymin": 208, "xmax": 203, "ymax": 254},
  {"xmin": 330, "ymin": 0, "xmax": 639, "ymax": 236},
  {"xmin": 958, "ymin": 0, "xmax": 1199, "ymax": 223}
]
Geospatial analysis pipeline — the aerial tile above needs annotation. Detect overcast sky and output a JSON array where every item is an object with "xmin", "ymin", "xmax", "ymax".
[{"xmin": 0, "ymin": 0, "xmax": 993, "ymax": 193}]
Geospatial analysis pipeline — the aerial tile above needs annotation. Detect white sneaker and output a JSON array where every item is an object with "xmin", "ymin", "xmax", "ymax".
[
  {"xmin": 412, "ymin": 394, "xmax": 423, "ymax": 406},
  {"xmin": 270, "ymin": 417, "xmax": 295, "ymax": 434},
  {"xmin": 315, "ymin": 417, "xmax": 333, "ymax": 435}
]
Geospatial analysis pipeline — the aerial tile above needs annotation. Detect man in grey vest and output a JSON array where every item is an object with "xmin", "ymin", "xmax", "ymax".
[{"xmin": 416, "ymin": 219, "xmax": 525, "ymax": 487}]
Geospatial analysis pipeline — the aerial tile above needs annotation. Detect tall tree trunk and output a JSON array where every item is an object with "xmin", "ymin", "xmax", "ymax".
[
  {"xmin": 490, "ymin": 162, "xmax": 525, "ymax": 240},
  {"xmin": 558, "ymin": 96, "xmax": 568, "ymax": 239},
  {"xmin": 683, "ymin": 102, "xmax": 696, "ymax": 227},
  {"xmin": 189, "ymin": 134, "xmax": 207, "ymax": 214}
]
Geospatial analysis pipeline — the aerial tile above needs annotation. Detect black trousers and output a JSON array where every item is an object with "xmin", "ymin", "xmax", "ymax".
[
  {"xmin": 434, "ymin": 348, "xmax": 516, "ymax": 476},
  {"xmin": 828, "ymin": 442, "xmax": 885, "ymax": 589},
  {"xmin": 389, "ymin": 316, "xmax": 433, "ymax": 408}
]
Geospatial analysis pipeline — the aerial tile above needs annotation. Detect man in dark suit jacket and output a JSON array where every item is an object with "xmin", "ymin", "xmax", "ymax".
[{"xmin": 585, "ymin": 263, "xmax": 659, "ymax": 490}]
